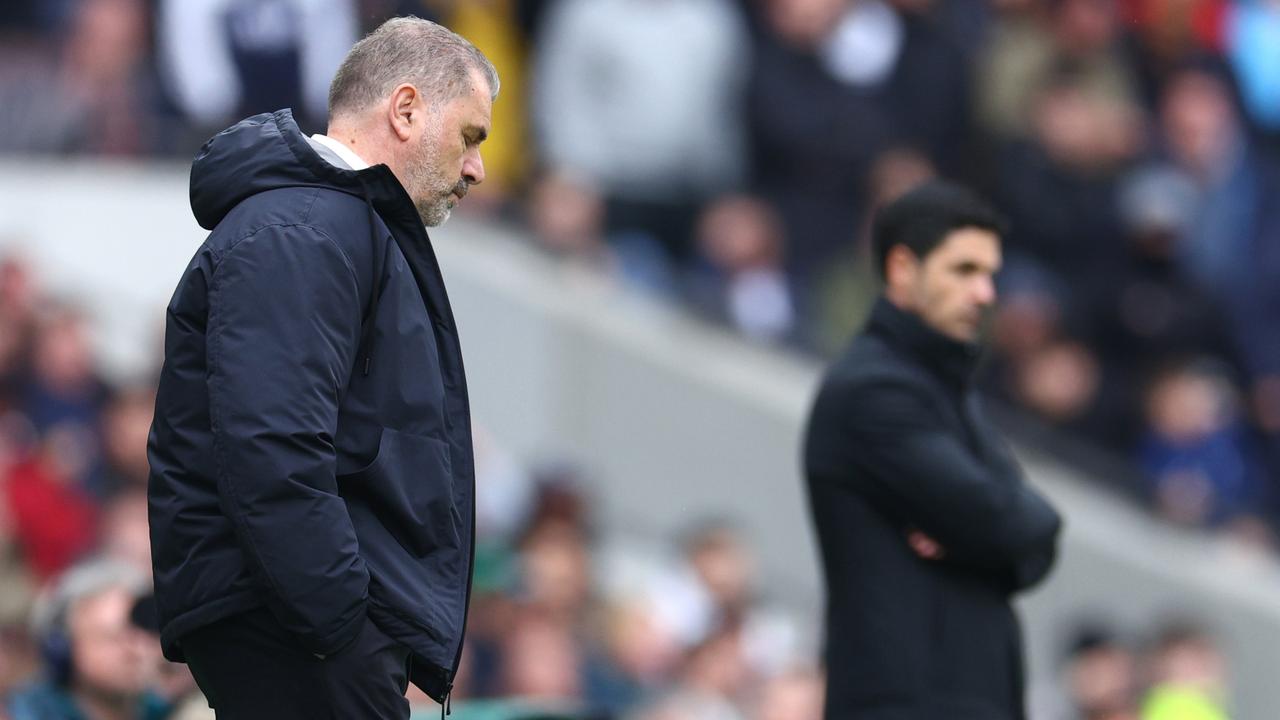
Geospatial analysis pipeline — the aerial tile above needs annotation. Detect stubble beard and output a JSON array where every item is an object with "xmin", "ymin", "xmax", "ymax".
[
  {"xmin": 415, "ymin": 191, "xmax": 452, "ymax": 228},
  {"xmin": 408, "ymin": 132, "xmax": 457, "ymax": 228}
]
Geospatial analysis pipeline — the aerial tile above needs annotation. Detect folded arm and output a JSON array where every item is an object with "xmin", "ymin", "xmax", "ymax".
[{"xmin": 814, "ymin": 376, "xmax": 1061, "ymax": 589}]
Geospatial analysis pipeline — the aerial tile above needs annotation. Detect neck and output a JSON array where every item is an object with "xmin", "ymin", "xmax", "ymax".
[
  {"xmin": 73, "ymin": 685, "xmax": 138, "ymax": 720},
  {"xmin": 883, "ymin": 284, "xmax": 912, "ymax": 313},
  {"xmin": 868, "ymin": 296, "xmax": 980, "ymax": 388},
  {"xmin": 324, "ymin": 121, "xmax": 392, "ymax": 171}
]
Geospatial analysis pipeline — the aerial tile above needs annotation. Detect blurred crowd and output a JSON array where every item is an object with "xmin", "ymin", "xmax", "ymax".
[
  {"xmin": 0, "ymin": 0, "xmax": 1273, "ymax": 717},
  {"xmin": 1040, "ymin": 619, "xmax": 1234, "ymax": 720}
]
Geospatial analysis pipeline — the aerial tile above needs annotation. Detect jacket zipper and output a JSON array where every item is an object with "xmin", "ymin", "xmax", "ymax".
[
  {"xmin": 381, "ymin": 188, "xmax": 474, "ymax": 716},
  {"xmin": 442, "ymin": 454, "xmax": 475, "ymax": 715}
]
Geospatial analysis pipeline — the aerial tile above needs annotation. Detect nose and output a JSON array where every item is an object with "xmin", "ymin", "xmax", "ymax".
[
  {"xmin": 462, "ymin": 148, "xmax": 485, "ymax": 186},
  {"xmin": 974, "ymin": 275, "xmax": 997, "ymax": 307}
]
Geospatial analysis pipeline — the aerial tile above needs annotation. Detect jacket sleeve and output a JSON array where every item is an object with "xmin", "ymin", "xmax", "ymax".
[
  {"xmin": 818, "ymin": 376, "xmax": 1061, "ymax": 588},
  {"xmin": 205, "ymin": 223, "xmax": 369, "ymax": 655}
]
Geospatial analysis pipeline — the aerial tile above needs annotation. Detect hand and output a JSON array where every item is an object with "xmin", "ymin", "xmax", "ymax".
[{"xmin": 906, "ymin": 529, "xmax": 945, "ymax": 560}]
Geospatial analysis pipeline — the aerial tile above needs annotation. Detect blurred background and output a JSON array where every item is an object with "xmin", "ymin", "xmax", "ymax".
[{"xmin": 2, "ymin": 0, "xmax": 1280, "ymax": 718}]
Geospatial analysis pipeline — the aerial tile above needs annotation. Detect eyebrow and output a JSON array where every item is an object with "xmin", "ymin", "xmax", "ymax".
[{"xmin": 952, "ymin": 260, "xmax": 996, "ymax": 272}]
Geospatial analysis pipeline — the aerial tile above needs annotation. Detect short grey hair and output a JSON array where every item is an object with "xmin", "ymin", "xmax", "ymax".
[
  {"xmin": 29, "ymin": 557, "xmax": 147, "ymax": 638},
  {"xmin": 328, "ymin": 17, "xmax": 499, "ymax": 121}
]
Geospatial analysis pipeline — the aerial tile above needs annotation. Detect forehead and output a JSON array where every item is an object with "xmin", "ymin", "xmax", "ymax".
[
  {"xmin": 926, "ymin": 227, "xmax": 1002, "ymax": 267},
  {"xmin": 68, "ymin": 587, "xmax": 131, "ymax": 631}
]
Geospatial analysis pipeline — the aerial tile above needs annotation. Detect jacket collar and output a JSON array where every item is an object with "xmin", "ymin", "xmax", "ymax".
[{"xmin": 865, "ymin": 296, "xmax": 982, "ymax": 388}]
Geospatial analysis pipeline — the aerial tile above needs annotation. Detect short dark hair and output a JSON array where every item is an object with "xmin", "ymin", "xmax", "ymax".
[{"xmin": 871, "ymin": 180, "xmax": 1007, "ymax": 279}]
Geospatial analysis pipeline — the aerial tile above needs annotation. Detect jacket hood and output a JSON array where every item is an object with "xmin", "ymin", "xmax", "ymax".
[{"xmin": 190, "ymin": 109, "xmax": 389, "ymax": 230}]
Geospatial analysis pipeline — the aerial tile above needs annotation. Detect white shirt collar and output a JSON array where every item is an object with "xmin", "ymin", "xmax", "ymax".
[{"xmin": 310, "ymin": 133, "xmax": 371, "ymax": 171}]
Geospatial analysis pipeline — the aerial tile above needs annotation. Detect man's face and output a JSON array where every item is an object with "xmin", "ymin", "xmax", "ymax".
[
  {"xmin": 404, "ymin": 71, "xmax": 492, "ymax": 227},
  {"xmin": 69, "ymin": 587, "xmax": 154, "ymax": 698},
  {"xmin": 893, "ymin": 228, "xmax": 1002, "ymax": 343}
]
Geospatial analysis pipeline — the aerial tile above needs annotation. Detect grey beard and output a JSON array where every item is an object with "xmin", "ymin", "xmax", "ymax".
[{"xmin": 417, "ymin": 195, "xmax": 452, "ymax": 227}]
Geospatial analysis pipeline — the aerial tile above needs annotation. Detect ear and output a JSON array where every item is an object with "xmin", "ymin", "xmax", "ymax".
[
  {"xmin": 387, "ymin": 83, "xmax": 421, "ymax": 142},
  {"xmin": 885, "ymin": 244, "xmax": 920, "ymax": 291}
]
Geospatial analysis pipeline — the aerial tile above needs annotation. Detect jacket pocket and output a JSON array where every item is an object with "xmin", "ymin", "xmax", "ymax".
[{"xmin": 337, "ymin": 427, "xmax": 458, "ymax": 557}]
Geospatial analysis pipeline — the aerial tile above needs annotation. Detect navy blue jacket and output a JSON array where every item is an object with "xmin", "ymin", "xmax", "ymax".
[
  {"xmin": 804, "ymin": 299, "xmax": 1061, "ymax": 720},
  {"xmin": 147, "ymin": 109, "xmax": 475, "ymax": 702}
]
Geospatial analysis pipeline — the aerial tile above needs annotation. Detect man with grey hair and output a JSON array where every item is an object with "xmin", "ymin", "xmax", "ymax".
[
  {"xmin": 147, "ymin": 17, "xmax": 496, "ymax": 718},
  {"xmin": 8, "ymin": 559, "xmax": 167, "ymax": 720}
]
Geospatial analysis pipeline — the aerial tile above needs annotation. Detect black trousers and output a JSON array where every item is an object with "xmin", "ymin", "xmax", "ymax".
[{"xmin": 182, "ymin": 607, "xmax": 412, "ymax": 719}]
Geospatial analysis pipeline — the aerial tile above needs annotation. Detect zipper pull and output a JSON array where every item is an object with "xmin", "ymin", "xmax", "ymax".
[{"xmin": 439, "ymin": 684, "xmax": 452, "ymax": 719}]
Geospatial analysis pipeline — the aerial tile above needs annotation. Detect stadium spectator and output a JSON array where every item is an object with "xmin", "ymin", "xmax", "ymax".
[
  {"xmin": 498, "ymin": 606, "xmax": 584, "ymax": 707},
  {"xmin": 532, "ymin": 0, "xmax": 751, "ymax": 266},
  {"xmin": 526, "ymin": 169, "xmax": 682, "ymax": 294},
  {"xmin": 1011, "ymin": 338, "xmax": 1114, "ymax": 445},
  {"xmin": 1139, "ymin": 360, "xmax": 1269, "ymax": 534},
  {"xmin": 1059, "ymin": 625, "xmax": 1141, "ymax": 720},
  {"xmin": 993, "ymin": 70, "xmax": 1140, "ymax": 301},
  {"xmin": 1097, "ymin": 165, "xmax": 1233, "ymax": 379},
  {"xmin": 632, "ymin": 623, "xmax": 750, "ymax": 720},
  {"xmin": 688, "ymin": 196, "xmax": 796, "ymax": 345},
  {"xmin": 682, "ymin": 523, "xmax": 755, "ymax": 626},
  {"xmin": 0, "ymin": 0, "xmax": 168, "ymax": 156},
  {"xmin": 96, "ymin": 490, "xmax": 151, "ymax": 581},
  {"xmin": 1153, "ymin": 66, "xmax": 1280, "ymax": 421},
  {"xmin": 977, "ymin": 0, "xmax": 1139, "ymax": 140},
  {"xmin": 1140, "ymin": 620, "xmax": 1233, "ymax": 720},
  {"xmin": 6, "ymin": 559, "xmax": 168, "ymax": 720},
  {"xmin": 23, "ymin": 307, "xmax": 105, "ymax": 430},
  {"xmin": 156, "ymin": 0, "xmax": 358, "ymax": 135},
  {"xmin": 584, "ymin": 599, "xmax": 680, "ymax": 715},
  {"xmin": 527, "ymin": 170, "xmax": 608, "ymax": 263},
  {"xmin": 516, "ymin": 502, "xmax": 592, "ymax": 626},
  {"xmin": 1157, "ymin": 65, "xmax": 1264, "ymax": 302},
  {"xmin": 21, "ymin": 306, "xmax": 109, "ymax": 498},
  {"xmin": 3, "ymin": 435, "xmax": 100, "ymax": 582},
  {"xmin": 97, "ymin": 389, "xmax": 154, "ymax": 498}
]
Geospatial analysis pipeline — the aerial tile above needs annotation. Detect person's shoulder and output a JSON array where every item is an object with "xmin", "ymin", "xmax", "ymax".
[
  {"xmin": 820, "ymin": 331, "xmax": 924, "ymax": 397},
  {"xmin": 239, "ymin": 185, "xmax": 362, "ymax": 225},
  {"xmin": 5, "ymin": 680, "xmax": 81, "ymax": 720},
  {"xmin": 208, "ymin": 186, "xmax": 366, "ymax": 251}
]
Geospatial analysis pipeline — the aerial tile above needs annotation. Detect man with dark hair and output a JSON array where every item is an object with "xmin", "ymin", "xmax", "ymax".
[
  {"xmin": 803, "ymin": 180, "xmax": 1062, "ymax": 719},
  {"xmin": 147, "ymin": 17, "xmax": 496, "ymax": 719}
]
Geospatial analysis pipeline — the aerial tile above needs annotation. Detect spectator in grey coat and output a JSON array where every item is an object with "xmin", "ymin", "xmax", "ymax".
[{"xmin": 532, "ymin": 0, "xmax": 750, "ymax": 266}]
